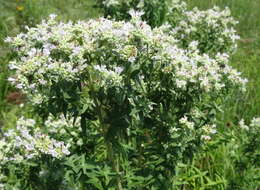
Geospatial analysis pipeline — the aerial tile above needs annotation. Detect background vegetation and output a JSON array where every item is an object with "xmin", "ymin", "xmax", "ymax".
[{"xmin": 0, "ymin": 0, "xmax": 259, "ymax": 189}]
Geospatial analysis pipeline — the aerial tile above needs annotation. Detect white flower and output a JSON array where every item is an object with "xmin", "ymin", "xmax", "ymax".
[
  {"xmin": 103, "ymin": 0, "xmax": 119, "ymax": 7},
  {"xmin": 128, "ymin": 56, "xmax": 136, "ymax": 63},
  {"xmin": 129, "ymin": 9, "xmax": 144, "ymax": 20},
  {"xmin": 39, "ymin": 79, "xmax": 47, "ymax": 85},
  {"xmin": 27, "ymin": 48, "xmax": 37, "ymax": 57},
  {"xmin": 239, "ymin": 119, "xmax": 249, "ymax": 130},
  {"xmin": 250, "ymin": 117, "xmax": 260, "ymax": 127},
  {"xmin": 176, "ymin": 79, "xmax": 187, "ymax": 89},
  {"xmin": 94, "ymin": 65, "xmax": 107, "ymax": 73},
  {"xmin": 7, "ymin": 77, "xmax": 16, "ymax": 83},
  {"xmin": 49, "ymin": 14, "xmax": 57, "ymax": 20},
  {"xmin": 201, "ymin": 135, "xmax": 211, "ymax": 141},
  {"xmin": 179, "ymin": 116, "xmax": 194, "ymax": 130},
  {"xmin": 114, "ymin": 66, "xmax": 124, "ymax": 74},
  {"xmin": 189, "ymin": 41, "xmax": 199, "ymax": 50},
  {"xmin": 169, "ymin": 127, "xmax": 179, "ymax": 134},
  {"xmin": 16, "ymin": 83, "xmax": 23, "ymax": 89},
  {"xmin": 0, "ymin": 117, "xmax": 71, "ymax": 162},
  {"xmin": 4, "ymin": 37, "xmax": 12, "ymax": 43},
  {"xmin": 61, "ymin": 146, "xmax": 70, "ymax": 155}
]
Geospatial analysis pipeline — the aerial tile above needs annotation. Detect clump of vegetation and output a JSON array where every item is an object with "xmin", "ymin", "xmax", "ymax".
[
  {"xmin": 98, "ymin": 0, "xmax": 239, "ymax": 56},
  {"xmin": 0, "ymin": 0, "xmax": 259, "ymax": 189},
  {"xmin": 1, "ymin": 5, "xmax": 247, "ymax": 188}
]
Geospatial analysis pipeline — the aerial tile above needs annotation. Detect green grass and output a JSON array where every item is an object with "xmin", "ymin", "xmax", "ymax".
[{"xmin": 0, "ymin": 0, "xmax": 259, "ymax": 189}]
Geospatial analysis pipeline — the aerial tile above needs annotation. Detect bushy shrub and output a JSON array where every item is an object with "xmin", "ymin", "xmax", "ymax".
[
  {"xmin": 1, "ymin": 12, "xmax": 247, "ymax": 189},
  {"xmin": 98, "ymin": 0, "xmax": 239, "ymax": 56},
  {"xmin": 168, "ymin": 6, "xmax": 239, "ymax": 56},
  {"xmin": 0, "ymin": 116, "xmax": 70, "ymax": 189}
]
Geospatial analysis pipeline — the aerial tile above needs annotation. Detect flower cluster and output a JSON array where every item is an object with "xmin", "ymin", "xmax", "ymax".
[
  {"xmin": 170, "ymin": 6, "xmax": 239, "ymax": 55},
  {"xmin": 94, "ymin": 65, "xmax": 123, "ymax": 87},
  {"xmin": 45, "ymin": 114, "xmax": 80, "ymax": 134},
  {"xmin": 44, "ymin": 115, "xmax": 83, "ymax": 146},
  {"xmin": 0, "ymin": 117, "xmax": 70, "ymax": 164},
  {"xmin": 99, "ymin": 0, "xmax": 239, "ymax": 56},
  {"xmin": 6, "ymin": 14, "xmax": 246, "ymax": 107},
  {"xmin": 239, "ymin": 117, "xmax": 260, "ymax": 130},
  {"xmin": 179, "ymin": 116, "xmax": 194, "ymax": 130}
]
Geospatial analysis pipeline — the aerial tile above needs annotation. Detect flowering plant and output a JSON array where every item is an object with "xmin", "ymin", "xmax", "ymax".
[
  {"xmin": 2, "ymin": 10, "xmax": 247, "ymax": 189},
  {"xmin": 96, "ymin": 0, "xmax": 171, "ymax": 27},
  {"xmin": 98, "ymin": 0, "xmax": 239, "ymax": 56},
  {"xmin": 0, "ymin": 116, "xmax": 71, "ymax": 189}
]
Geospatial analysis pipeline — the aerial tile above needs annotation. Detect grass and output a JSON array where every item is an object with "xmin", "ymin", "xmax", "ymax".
[{"xmin": 0, "ymin": 0, "xmax": 259, "ymax": 189}]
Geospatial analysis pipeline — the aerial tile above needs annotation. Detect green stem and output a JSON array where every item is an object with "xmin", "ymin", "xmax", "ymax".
[
  {"xmin": 95, "ymin": 99, "xmax": 123, "ymax": 190},
  {"xmin": 107, "ymin": 142, "xmax": 123, "ymax": 190},
  {"xmin": 80, "ymin": 115, "xmax": 87, "ymax": 145},
  {"xmin": 88, "ymin": 68, "xmax": 123, "ymax": 190}
]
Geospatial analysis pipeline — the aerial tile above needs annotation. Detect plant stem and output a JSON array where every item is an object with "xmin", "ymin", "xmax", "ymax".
[
  {"xmin": 107, "ymin": 142, "xmax": 123, "ymax": 190},
  {"xmin": 96, "ymin": 99, "xmax": 123, "ymax": 190}
]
